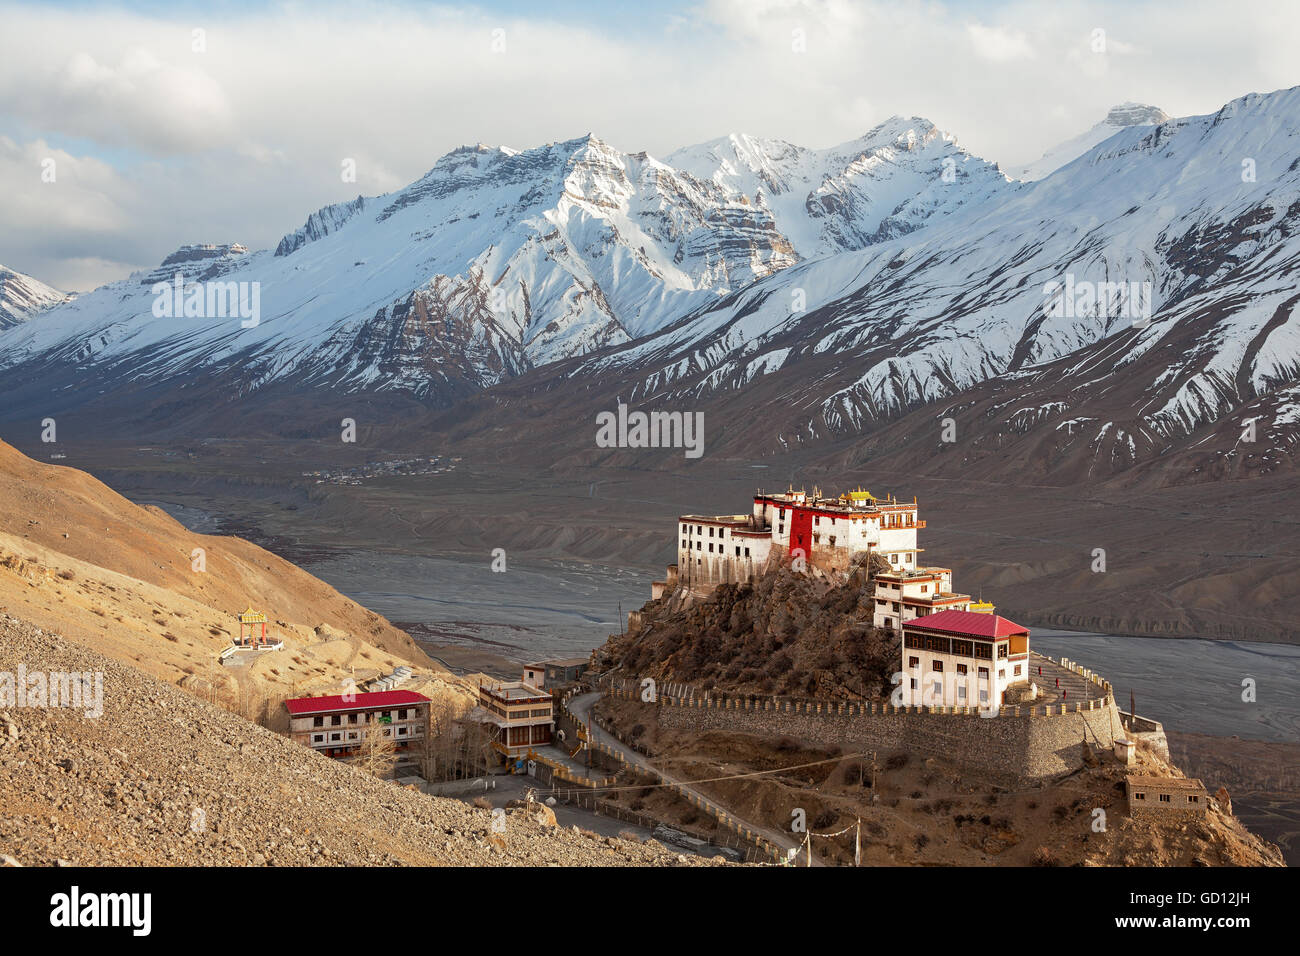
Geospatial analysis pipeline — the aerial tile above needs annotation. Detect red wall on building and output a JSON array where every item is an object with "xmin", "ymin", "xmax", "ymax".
[{"xmin": 789, "ymin": 507, "xmax": 814, "ymax": 561}]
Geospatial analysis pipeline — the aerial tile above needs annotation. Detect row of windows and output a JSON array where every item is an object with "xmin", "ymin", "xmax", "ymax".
[
  {"xmin": 312, "ymin": 724, "xmax": 415, "ymax": 744},
  {"xmin": 682, "ymin": 541, "xmax": 753, "ymax": 558},
  {"xmin": 311, "ymin": 708, "xmax": 414, "ymax": 728},
  {"xmin": 907, "ymin": 657, "xmax": 1022, "ymax": 680}
]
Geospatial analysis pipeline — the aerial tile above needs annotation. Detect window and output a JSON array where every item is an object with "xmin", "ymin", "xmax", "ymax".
[
  {"xmin": 957, "ymin": 686, "xmax": 967, "ymax": 700},
  {"xmin": 312, "ymin": 716, "xmax": 323, "ymax": 728},
  {"xmin": 890, "ymin": 554, "xmax": 898, "ymax": 563},
  {"xmin": 330, "ymin": 715, "xmax": 341, "ymax": 726},
  {"xmin": 1188, "ymin": 795, "xmax": 1199, "ymax": 804},
  {"xmin": 708, "ymin": 542, "xmax": 714, "ymax": 552},
  {"xmin": 697, "ymin": 525, "xmax": 702, "ymax": 534},
  {"xmin": 979, "ymin": 690, "xmax": 989, "ymax": 703},
  {"xmin": 1158, "ymin": 793, "xmax": 1171, "ymax": 803},
  {"xmin": 348, "ymin": 713, "xmax": 358, "ymax": 724},
  {"xmin": 681, "ymin": 540, "xmax": 686, "ymax": 549},
  {"xmin": 312, "ymin": 734, "xmax": 324, "ymax": 743},
  {"xmin": 998, "ymin": 670, "xmax": 1005, "ymax": 680},
  {"xmin": 330, "ymin": 733, "xmax": 341, "ymax": 742},
  {"xmin": 931, "ymin": 681, "xmax": 942, "ymax": 697},
  {"xmin": 978, "ymin": 667, "xmax": 989, "ymax": 677},
  {"xmin": 956, "ymin": 664, "xmax": 967, "ymax": 675},
  {"xmin": 932, "ymin": 660, "xmax": 943, "ymax": 672},
  {"xmin": 696, "ymin": 541, "xmax": 702, "ymax": 550},
  {"xmin": 398, "ymin": 709, "xmax": 408, "ymax": 719},
  {"xmin": 744, "ymin": 547, "xmax": 751, "ymax": 557},
  {"xmin": 709, "ymin": 527, "xmax": 714, "ymax": 537},
  {"xmin": 997, "ymin": 644, "xmax": 1008, "ymax": 659},
  {"xmin": 921, "ymin": 585, "xmax": 928, "ymax": 593},
  {"xmin": 735, "ymin": 546, "xmax": 741, "ymax": 556},
  {"xmin": 1014, "ymin": 665, "xmax": 1022, "ymax": 676},
  {"xmin": 909, "ymin": 679, "xmax": 917, "ymax": 690},
  {"xmin": 909, "ymin": 657, "xmax": 919, "ymax": 668},
  {"xmin": 1134, "ymin": 792, "xmax": 1146, "ymax": 801}
]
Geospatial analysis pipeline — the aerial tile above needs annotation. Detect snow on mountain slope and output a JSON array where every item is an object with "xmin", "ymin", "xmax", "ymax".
[
  {"xmin": 0, "ymin": 265, "xmax": 69, "ymax": 329},
  {"xmin": 669, "ymin": 116, "xmax": 1014, "ymax": 260},
  {"xmin": 0, "ymin": 122, "xmax": 1003, "ymax": 406},
  {"xmin": 573, "ymin": 87, "xmax": 1300, "ymax": 466},
  {"xmin": 1012, "ymin": 103, "xmax": 1170, "ymax": 182}
]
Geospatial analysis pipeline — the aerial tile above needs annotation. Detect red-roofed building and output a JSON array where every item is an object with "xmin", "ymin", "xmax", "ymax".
[
  {"xmin": 284, "ymin": 689, "xmax": 430, "ymax": 763},
  {"xmin": 900, "ymin": 610, "xmax": 1030, "ymax": 708}
]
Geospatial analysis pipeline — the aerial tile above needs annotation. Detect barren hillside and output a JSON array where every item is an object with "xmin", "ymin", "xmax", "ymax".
[
  {"xmin": 0, "ymin": 616, "xmax": 718, "ymax": 866},
  {"xmin": 0, "ymin": 437, "xmax": 469, "ymax": 719}
]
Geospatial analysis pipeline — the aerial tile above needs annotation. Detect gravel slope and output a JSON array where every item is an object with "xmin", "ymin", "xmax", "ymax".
[{"xmin": 0, "ymin": 616, "xmax": 721, "ymax": 867}]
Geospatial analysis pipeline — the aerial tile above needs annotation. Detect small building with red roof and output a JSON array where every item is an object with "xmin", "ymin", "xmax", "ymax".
[
  {"xmin": 900, "ymin": 609, "xmax": 1030, "ymax": 708},
  {"xmin": 284, "ymin": 689, "xmax": 430, "ymax": 762}
]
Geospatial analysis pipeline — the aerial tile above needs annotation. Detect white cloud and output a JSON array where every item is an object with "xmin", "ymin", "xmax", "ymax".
[
  {"xmin": 0, "ymin": 0, "xmax": 1297, "ymax": 290},
  {"xmin": 967, "ymin": 23, "xmax": 1037, "ymax": 62}
]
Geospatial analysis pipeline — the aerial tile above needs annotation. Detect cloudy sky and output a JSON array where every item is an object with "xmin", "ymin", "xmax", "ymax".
[{"xmin": 2, "ymin": 0, "xmax": 1296, "ymax": 291}]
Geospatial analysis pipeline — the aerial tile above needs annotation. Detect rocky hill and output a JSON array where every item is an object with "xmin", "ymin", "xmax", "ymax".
[
  {"xmin": 602, "ymin": 554, "xmax": 897, "ymax": 699},
  {"xmin": 0, "ymin": 616, "xmax": 717, "ymax": 867}
]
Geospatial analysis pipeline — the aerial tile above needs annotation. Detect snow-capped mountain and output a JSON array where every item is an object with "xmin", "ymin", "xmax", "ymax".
[
  {"xmin": 668, "ymin": 117, "xmax": 1013, "ymax": 259},
  {"xmin": 2, "ymin": 87, "xmax": 1298, "ymax": 487},
  {"xmin": 0, "ymin": 121, "xmax": 1007, "ymax": 406},
  {"xmin": 0, "ymin": 265, "xmax": 68, "ymax": 329},
  {"xmin": 1012, "ymin": 103, "xmax": 1170, "ymax": 182},
  {"xmin": 547, "ymin": 87, "xmax": 1300, "ymax": 477}
]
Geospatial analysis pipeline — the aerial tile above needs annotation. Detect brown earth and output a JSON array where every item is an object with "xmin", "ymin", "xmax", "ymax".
[
  {"xmin": 1167, "ymin": 731, "xmax": 1300, "ymax": 865},
  {"xmin": 0, "ymin": 616, "xmax": 721, "ymax": 867},
  {"xmin": 34, "ymin": 435, "xmax": 1300, "ymax": 646},
  {"xmin": 599, "ymin": 695, "xmax": 1285, "ymax": 868},
  {"xmin": 601, "ymin": 556, "xmax": 898, "ymax": 700},
  {"xmin": 0, "ymin": 438, "xmax": 472, "ymax": 722}
]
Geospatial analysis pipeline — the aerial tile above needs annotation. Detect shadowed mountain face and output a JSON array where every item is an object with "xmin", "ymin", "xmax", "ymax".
[
  {"xmin": 0, "ymin": 121, "xmax": 1006, "ymax": 412},
  {"xmin": 3, "ymin": 88, "xmax": 1297, "ymax": 491},
  {"xmin": 0, "ymin": 91, "xmax": 1298, "ymax": 651}
]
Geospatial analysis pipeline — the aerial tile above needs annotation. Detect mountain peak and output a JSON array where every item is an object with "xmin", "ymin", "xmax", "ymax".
[
  {"xmin": 0, "ymin": 264, "xmax": 68, "ymax": 329},
  {"xmin": 1014, "ymin": 102, "xmax": 1170, "ymax": 181},
  {"xmin": 1104, "ymin": 103, "xmax": 1170, "ymax": 127}
]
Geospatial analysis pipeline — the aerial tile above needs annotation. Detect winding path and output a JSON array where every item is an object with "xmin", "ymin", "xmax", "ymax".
[{"xmin": 567, "ymin": 690, "xmax": 813, "ymax": 865}]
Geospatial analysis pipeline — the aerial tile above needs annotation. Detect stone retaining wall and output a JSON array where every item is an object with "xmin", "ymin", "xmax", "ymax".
[{"xmin": 606, "ymin": 675, "xmax": 1123, "ymax": 786}]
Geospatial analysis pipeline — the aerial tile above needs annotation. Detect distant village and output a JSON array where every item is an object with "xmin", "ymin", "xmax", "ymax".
[{"xmin": 301, "ymin": 455, "xmax": 459, "ymax": 485}]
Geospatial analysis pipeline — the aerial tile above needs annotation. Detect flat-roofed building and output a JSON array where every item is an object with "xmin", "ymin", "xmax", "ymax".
[
  {"xmin": 900, "ymin": 609, "xmax": 1030, "ymax": 708},
  {"xmin": 872, "ymin": 566, "xmax": 973, "ymax": 631},
  {"xmin": 1126, "ymin": 775, "xmax": 1209, "ymax": 820},
  {"xmin": 476, "ymin": 681, "xmax": 554, "ymax": 757},
  {"xmin": 521, "ymin": 658, "xmax": 590, "ymax": 689},
  {"xmin": 284, "ymin": 689, "xmax": 429, "ymax": 762}
]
